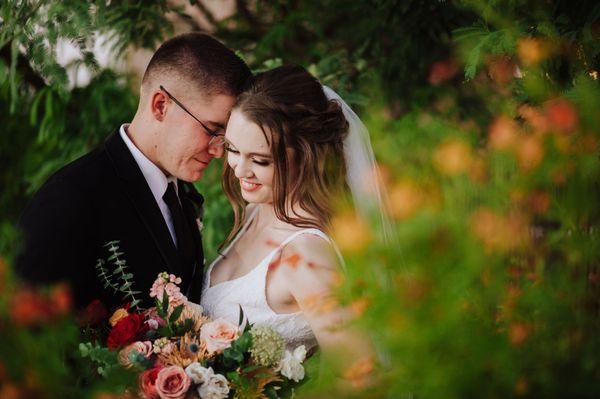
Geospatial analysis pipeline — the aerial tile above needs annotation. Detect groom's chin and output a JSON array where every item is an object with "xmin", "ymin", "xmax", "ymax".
[{"xmin": 182, "ymin": 170, "xmax": 204, "ymax": 182}]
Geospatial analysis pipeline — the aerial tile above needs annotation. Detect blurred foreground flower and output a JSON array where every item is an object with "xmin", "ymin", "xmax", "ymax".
[
  {"xmin": 517, "ymin": 37, "xmax": 553, "ymax": 66},
  {"xmin": 515, "ymin": 135, "xmax": 545, "ymax": 171},
  {"xmin": 428, "ymin": 59, "xmax": 459, "ymax": 85},
  {"xmin": 343, "ymin": 357, "xmax": 375, "ymax": 390},
  {"xmin": 331, "ymin": 212, "xmax": 372, "ymax": 252},
  {"xmin": 488, "ymin": 56, "xmax": 518, "ymax": 85},
  {"xmin": 388, "ymin": 180, "xmax": 423, "ymax": 220},
  {"xmin": 10, "ymin": 284, "xmax": 72, "ymax": 326},
  {"xmin": 488, "ymin": 116, "xmax": 519, "ymax": 150},
  {"xmin": 433, "ymin": 139, "xmax": 473, "ymax": 175},
  {"xmin": 545, "ymin": 98, "xmax": 578, "ymax": 134},
  {"xmin": 470, "ymin": 208, "xmax": 529, "ymax": 252}
]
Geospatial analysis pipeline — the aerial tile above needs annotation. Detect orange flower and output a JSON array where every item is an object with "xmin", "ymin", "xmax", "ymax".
[
  {"xmin": 528, "ymin": 191, "xmax": 551, "ymax": 214},
  {"xmin": 470, "ymin": 208, "xmax": 529, "ymax": 252},
  {"xmin": 488, "ymin": 56, "xmax": 516, "ymax": 85},
  {"xmin": 10, "ymin": 288, "xmax": 51, "ymax": 326},
  {"xmin": 343, "ymin": 357, "xmax": 375, "ymax": 389},
  {"xmin": 331, "ymin": 212, "xmax": 372, "ymax": 252},
  {"xmin": 433, "ymin": 139, "xmax": 473, "ymax": 175},
  {"xmin": 49, "ymin": 283, "xmax": 72, "ymax": 315},
  {"xmin": 488, "ymin": 116, "xmax": 518, "ymax": 150},
  {"xmin": 516, "ymin": 135, "xmax": 544, "ymax": 171},
  {"xmin": 0, "ymin": 384, "xmax": 22, "ymax": 399},
  {"xmin": 110, "ymin": 307, "xmax": 130, "ymax": 327},
  {"xmin": 518, "ymin": 104, "xmax": 549, "ymax": 134},
  {"xmin": 388, "ymin": 181, "xmax": 422, "ymax": 220},
  {"xmin": 508, "ymin": 322, "xmax": 530, "ymax": 345},
  {"xmin": 545, "ymin": 98, "xmax": 578, "ymax": 133},
  {"xmin": 517, "ymin": 37, "xmax": 553, "ymax": 66},
  {"xmin": 349, "ymin": 297, "xmax": 370, "ymax": 317},
  {"xmin": 428, "ymin": 59, "xmax": 459, "ymax": 85},
  {"xmin": 514, "ymin": 377, "xmax": 529, "ymax": 395}
]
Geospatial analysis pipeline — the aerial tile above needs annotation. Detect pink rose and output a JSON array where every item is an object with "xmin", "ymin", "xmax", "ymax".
[
  {"xmin": 155, "ymin": 365, "xmax": 190, "ymax": 399},
  {"xmin": 140, "ymin": 366, "xmax": 162, "ymax": 399},
  {"xmin": 200, "ymin": 318, "xmax": 239, "ymax": 355},
  {"xmin": 118, "ymin": 341, "xmax": 153, "ymax": 368}
]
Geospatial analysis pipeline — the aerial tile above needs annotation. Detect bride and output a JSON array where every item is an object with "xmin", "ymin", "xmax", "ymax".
[{"xmin": 200, "ymin": 65, "xmax": 386, "ymax": 363}]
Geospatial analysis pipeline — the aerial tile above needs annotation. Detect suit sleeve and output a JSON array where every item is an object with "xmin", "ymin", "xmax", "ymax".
[{"xmin": 15, "ymin": 177, "xmax": 95, "ymax": 285}]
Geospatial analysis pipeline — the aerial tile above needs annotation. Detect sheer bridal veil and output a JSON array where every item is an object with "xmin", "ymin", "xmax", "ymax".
[{"xmin": 322, "ymin": 85, "xmax": 395, "ymax": 244}]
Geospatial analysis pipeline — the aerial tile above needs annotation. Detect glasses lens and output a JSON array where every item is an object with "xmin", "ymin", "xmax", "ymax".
[{"xmin": 209, "ymin": 135, "xmax": 226, "ymax": 147}]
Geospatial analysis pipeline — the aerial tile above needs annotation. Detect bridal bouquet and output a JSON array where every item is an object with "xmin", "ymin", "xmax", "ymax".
[{"xmin": 80, "ymin": 272, "xmax": 308, "ymax": 399}]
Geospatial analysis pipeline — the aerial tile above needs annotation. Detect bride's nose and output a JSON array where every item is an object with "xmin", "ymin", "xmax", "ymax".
[{"xmin": 233, "ymin": 158, "xmax": 253, "ymax": 178}]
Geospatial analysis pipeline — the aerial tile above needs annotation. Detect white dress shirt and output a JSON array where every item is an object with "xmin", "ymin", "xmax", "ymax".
[{"xmin": 119, "ymin": 124, "xmax": 179, "ymax": 247}]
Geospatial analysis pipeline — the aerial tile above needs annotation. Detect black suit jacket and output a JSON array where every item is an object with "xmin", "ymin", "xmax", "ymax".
[{"xmin": 15, "ymin": 130, "xmax": 205, "ymax": 310}]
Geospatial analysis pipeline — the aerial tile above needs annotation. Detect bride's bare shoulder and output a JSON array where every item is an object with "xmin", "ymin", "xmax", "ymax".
[{"xmin": 280, "ymin": 232, "xmax": 340, "ymax": 274}]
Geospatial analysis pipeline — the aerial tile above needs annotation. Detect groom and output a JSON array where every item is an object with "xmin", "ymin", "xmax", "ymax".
[{"xmin": 15, "ymin": 33, "xmax": 251, "ymax": 310}]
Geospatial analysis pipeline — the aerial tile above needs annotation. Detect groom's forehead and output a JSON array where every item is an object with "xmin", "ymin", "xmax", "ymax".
[{"xmin": 191, "ymin": 92, "xmax": 236, "ymax": 121}]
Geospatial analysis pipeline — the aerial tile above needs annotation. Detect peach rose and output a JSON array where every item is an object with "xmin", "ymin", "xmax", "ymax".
[
  {"xmin": 109, "ymin": 308, "xmax": 129, "ymax": 327},
  {"xmin": 118, "ymin": 341, "xmax": 153, "ymax": 368},
  {"xmin": 139, "ymin": 366, "xmax": 162, "ymax": 399},
  {"xmin": 200, "ymin": 318, "xmax": 239, "ymax": 355},
  {"xmin": 155, "ymin": 366, "xmax": 190, "ymax": 399}
]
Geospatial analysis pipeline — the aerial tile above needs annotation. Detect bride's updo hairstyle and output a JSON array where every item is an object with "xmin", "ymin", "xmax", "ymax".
[{"xmin": 223, "ymin": 65, "xmax": 349, "ymax": 238}]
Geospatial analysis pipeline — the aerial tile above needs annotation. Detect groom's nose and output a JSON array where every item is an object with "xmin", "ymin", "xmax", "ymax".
[{"xmin": 208, "ymin": 143, "xmax": 224, "ymax": 158}]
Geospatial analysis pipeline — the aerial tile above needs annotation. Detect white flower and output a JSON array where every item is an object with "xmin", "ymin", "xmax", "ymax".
[
  {"xmin": 185, "ymin": 363, "xmax": 229, "ymax": 399},
  {"xmin": 185, "ymin": 362, "xmax": 214, "ymax": 385},
  {"xmin": 198, "ymin": 372, "xmax": 229, "ymax": 399},
  {"xmin": 278, "ymin": 345, "xmax": 307, "ymax": 382}
]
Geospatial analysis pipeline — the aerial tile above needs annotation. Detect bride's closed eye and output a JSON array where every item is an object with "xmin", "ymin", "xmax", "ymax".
[{"xmin": 225, "ymin": 147, "xmax": 272, "ymax": 167}]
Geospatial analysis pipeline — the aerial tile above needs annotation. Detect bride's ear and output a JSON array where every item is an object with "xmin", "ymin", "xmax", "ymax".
[{"xmin": 150, "ymin": 90, "xmax": 169, "ymax": 122}]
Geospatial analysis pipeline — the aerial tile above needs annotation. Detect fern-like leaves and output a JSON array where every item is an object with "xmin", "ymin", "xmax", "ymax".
[{"xmin": 95, "ymin": 240, "xmax": 142, "ymax": 312}]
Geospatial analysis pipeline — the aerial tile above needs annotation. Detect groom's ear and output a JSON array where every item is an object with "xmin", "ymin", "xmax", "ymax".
[{"xmin": 150, "ymin": 90, "xmax": 169, "ymax": 122}]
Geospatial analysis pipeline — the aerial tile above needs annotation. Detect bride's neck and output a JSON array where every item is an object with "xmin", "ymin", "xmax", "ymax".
[{"xmin": 249, "ymin": 202, "xmax": 320, "ymax": 233}]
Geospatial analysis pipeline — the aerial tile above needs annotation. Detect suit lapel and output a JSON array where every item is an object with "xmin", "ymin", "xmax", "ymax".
[
  {"xmin": 180, "ymin": 182, "xmax": 205, "ymax": 300},
  {"xmin": 104, "ymin": 131, "xmax": 183, "ymax": 277}
]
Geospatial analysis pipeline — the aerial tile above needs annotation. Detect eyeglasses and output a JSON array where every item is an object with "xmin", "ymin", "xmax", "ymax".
[{"xmin": 159, "ymin": 85, "xmax": 226, "ymax": 148}]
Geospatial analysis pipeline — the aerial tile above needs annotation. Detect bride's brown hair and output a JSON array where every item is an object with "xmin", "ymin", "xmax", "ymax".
[{"xmin": 222, "ymin": 65, "xmax": 349, "ymax": 245}]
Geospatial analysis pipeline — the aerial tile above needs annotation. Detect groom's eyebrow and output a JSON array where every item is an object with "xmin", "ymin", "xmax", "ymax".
[{"xmin": 208, "ymin": 121, "xmax": 226, "ymax": 131}]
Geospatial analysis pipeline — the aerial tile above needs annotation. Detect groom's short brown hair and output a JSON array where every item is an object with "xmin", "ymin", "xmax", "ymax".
[{"xmin": 142, "ymin": 32, "xmax": 250, "ymax": 96}]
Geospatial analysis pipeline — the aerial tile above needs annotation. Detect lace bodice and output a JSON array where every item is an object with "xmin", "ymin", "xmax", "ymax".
[{"xmin": 200, "ymin": 207, "xmax": 336, "ymax": 352}]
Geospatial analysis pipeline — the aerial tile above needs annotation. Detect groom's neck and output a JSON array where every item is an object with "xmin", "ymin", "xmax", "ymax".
[{"xmin": 125, "ymin": 117, "xmax": 165, "ymax": 175}]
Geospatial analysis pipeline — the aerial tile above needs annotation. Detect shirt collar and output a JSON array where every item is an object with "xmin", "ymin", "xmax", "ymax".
[{"xmin": 119, "ymin": 124, "xmax": 177, "ymax": 203}]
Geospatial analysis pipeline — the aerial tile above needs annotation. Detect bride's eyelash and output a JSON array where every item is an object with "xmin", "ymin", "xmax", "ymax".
[
  {"xmin": 252, "ymin": 159, "xmax": 271, "ymax": 166},
  {"xmin": 226, "ymin": 147, "xmax": 271, "ymax": 166}
]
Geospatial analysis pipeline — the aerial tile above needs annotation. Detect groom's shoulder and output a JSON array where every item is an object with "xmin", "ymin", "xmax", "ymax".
[
  {"xmin": 42, "ymin": 134, "xmax": 118, "ymax": 193},
  {"xmin": 48, "ymin": 145, "xmax": 110, "ymax": 183}
]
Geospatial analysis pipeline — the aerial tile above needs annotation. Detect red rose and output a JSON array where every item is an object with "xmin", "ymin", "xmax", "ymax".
[
  {"xmin": 107, "ymin": 312, "xmax": 147, "ymax": 349},
  {"xmin": 78, "ymin": 299, "xmax": 109, "ymax": 326}
]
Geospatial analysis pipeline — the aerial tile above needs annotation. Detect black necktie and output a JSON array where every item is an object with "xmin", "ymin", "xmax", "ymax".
[{"xmin": 162, "ymin": 182, "xmax": 195, "ymax": 265}]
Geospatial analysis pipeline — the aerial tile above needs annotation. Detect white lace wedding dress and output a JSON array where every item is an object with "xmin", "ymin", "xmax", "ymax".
[{"xmin": 201, "ymin": 206, "xmax": 336, "ymax": 352}]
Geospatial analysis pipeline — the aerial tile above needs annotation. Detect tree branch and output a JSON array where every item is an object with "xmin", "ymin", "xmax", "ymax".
[{"xmin": 0, "ymin": 44, "xmax": 46, "ymax": 90}]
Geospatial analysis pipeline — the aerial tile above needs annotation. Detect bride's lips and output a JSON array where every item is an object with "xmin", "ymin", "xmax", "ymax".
[{"xmin": 240, "ymin": 179, "xmax": 261, "ymax": 192}]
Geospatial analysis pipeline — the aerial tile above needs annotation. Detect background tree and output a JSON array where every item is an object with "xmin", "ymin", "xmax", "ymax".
[{"xmin": 0, "ymin": 1, "xmax": 599, "ymax": 398}]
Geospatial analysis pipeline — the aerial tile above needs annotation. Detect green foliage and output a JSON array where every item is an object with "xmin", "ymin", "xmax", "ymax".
[
  {"xmin": 79, "ymin": 341, "xmax": 120, "ymax": 377},
  {"xmin": 1, "ymin": 1, "xmax": 599, "ymax": 398},
  {"xmin": 153, "ymin": 292, "xmax": 194, "ymax": 338},
  {"xmin": 96, "ymin": 240, "xmax": 142, "ymax": 311}
]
